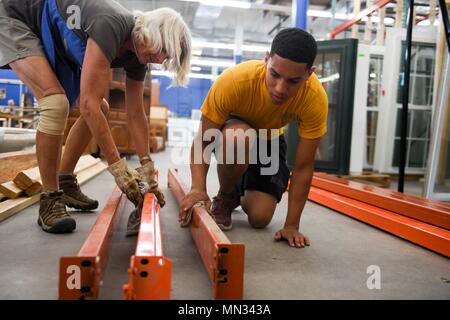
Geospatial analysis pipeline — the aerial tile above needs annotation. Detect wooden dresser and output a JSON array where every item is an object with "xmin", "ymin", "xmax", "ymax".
[{"xmin": 63, "ymin": 69, "xmax": 153, "ymax": 155}]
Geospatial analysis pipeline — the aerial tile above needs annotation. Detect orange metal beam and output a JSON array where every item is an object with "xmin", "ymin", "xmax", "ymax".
[
  {"xmin": 168, "ymin": 169, "xmax": 245, "ymax": 300},
  {"xmin": 308, "ymin": 187, "xmax": 450, "ymax": 257},
  {"xmin": 329, "ymin": 0, "xmax": 392, "ymax": 39},
  {"xmin": 123, "ymin": 193, "xmax": 172, "ymax": 300},
  {"xmin": 59, "ymin": 187, "xmax": 126, "ymax": 299},
  {"xmin": 311, "ymin": 174, "xmax": 450, "ymax": 230}
]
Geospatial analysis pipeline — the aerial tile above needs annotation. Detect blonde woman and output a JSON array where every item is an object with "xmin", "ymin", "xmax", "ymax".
[{"xmin": 0, "ymin": 0, "xmax": 191, "ymax": 233}]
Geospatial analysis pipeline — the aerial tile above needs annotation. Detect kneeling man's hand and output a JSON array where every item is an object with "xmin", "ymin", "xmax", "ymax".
[
  {"xmin": 179, "ymin": 189, "xmax": 211, "ymax": 227},
  {"xmin": 274, "ymin": 227, "xmax": 310, "ymax": 248}
]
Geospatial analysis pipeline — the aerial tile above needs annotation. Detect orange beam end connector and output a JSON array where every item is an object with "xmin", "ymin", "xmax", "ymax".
[
  {"xmin": 168, "ymin": 169, "xmax": 245, "ymax": 300},
  {"xmin": 59, "ymin": 187, "xmax": 126, "ymax": 299},
  {"xmin": 123, "ymin": 193, "xmax": 172, "ymax": 300}
]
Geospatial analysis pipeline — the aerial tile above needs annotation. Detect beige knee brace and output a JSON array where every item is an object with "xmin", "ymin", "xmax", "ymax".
[{"xmin": 37, "ymin": 94, "xmax": 69, "ymax": 135}]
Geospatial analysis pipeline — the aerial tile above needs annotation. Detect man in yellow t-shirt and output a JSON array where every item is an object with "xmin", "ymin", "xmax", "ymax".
[{"xmin": 180, "ymin": 28, "xmax": 328, "ymax": 249}]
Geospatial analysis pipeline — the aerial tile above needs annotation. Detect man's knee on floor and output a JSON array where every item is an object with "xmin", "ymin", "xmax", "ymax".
[
  {"xmin": 247, "ymin": 214, "xmax": 272, "ymax": 229},
  {"xmin": 37, "ymin": 93, "xmax": 69, "ymax": 135},
  {"xmin": 244, "ymin": 204, "xmax": 274, "ymax": 229}
]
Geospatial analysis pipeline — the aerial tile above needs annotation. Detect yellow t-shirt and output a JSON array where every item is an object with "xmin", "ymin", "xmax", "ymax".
[{"xmin": 201, "ymin": 60, "xmax": 328, "ymax": 139}]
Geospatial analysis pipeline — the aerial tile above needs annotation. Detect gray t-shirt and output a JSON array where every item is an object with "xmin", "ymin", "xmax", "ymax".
[{"xmin": 3, "ymin": 0, "xmax": 147, "ymax": 81}]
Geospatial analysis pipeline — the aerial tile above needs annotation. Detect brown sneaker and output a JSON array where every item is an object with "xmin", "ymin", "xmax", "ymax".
[
  {"xmin": 59, "ymin": 173, "xmax": 98, "ymax": 210},
  {"xmin": 38, "ymin": 191, "xmax": 76, "ymax": 233},
  {"xmin": 211, "ymin": 190, "xmax": 240, "ymax": 231}
]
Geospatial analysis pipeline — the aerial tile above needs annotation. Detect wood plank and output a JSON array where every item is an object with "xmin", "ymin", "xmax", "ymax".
[
  {"xmin": 0, "ymin": 149, "xmax": 35, "ymax": 160},
  {"xmin": 25, "ymin": 181, "xmax": 42, "ymax": 197},
  {"xmin": 12, "ymin": 155, "xmax": 100, "ymax": 199},
  {"xmin": 13, "ymin": 167, "xmax": 40, "ymax": 190},
  {"xmin": 0, "ymin": 181, "xmax": 24, "ymax": 199},
  {"xmin": 13, "ymin": 155, "xmax": 100, "ymax": 191},
  {"xmin": 0, "ymin": 161, "xmax": 107, "ymax": 223},
  {"xmin": 0, "ymin": 151, "xmax": 37, "ymax": 184}
]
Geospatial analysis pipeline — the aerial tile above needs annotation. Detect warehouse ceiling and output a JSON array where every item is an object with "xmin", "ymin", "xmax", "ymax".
[{"xmin": 115, "ymin": 0, "xmax": 436, "ymax": 70}]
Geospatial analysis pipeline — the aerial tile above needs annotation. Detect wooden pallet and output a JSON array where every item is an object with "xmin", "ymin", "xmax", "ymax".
[{"xmin": 0, "ymin": 160, "xmax": 107, "ymax": 223}]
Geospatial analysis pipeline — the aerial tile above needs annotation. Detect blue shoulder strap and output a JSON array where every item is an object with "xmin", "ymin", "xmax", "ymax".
[{"xmin": 41, "ymin": 0, "xmax": 87, "ymax": 106}]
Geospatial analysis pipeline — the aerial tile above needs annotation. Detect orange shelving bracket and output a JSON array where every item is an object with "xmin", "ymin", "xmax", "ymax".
[
  {"xmin": 308, "ymin": 186, "xmax": 450, "ymax": 257},
  {"xmin": 168, "ymin": 168, "xmax": 245, "ymax": 300},
  {"xmin": 123, "ymin": 193, "xmax": 172, "ymax": 300},
  {"xmin": 59, "ymin": 187, "xmax": 126, "ymax": 300},
  {"xmin": 329, "ymin": 0, "xmax": 392, "ymax": 39},
  {"xmin": 311, "ymin": 174, "xmax": 450, "ymax": 230}
]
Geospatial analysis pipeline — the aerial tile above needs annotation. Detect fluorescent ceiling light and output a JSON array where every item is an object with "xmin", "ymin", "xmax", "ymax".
[
  {"xmin": 191, "ymin": 66, "xmax": 202, "ymax": 72},
  {"xmin": 179, "ymin": 0, "xmax": 291, "ymax": 13},
  {"xmin": 192, "ymin": 40, "xmax": 269, "ymax": 53},
  {"xmin": 152, "ymin": 70, "xmax": 215, "ymax": 80},
  {"xmin": 182, "ymin": 0, "xmax": 251, "ymax": 9},
  {"xmin": 361, "ymin": 16, "xmax": 395, "ymax": 25},
  {"xmin": 307, "ymin": 9, "xmax": 350, "ymax": 20},
  {"xmin": 241, "ymin": 44, "xmax": 269, "ymax": 52},
  {"xmin": 191, "ymin": 59, "xmax": 235, "ymax": 68},
  {"xmin": 192, "ymin": 41, "xmax": 235, "ymax": 50},
  {"xmin": 204, "ymin": 0, "xmax": 250, "ymax": 9}
]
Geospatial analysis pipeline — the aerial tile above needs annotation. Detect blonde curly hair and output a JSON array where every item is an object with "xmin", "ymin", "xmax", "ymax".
[{"xmin": 133, "ymin": 8, "xmax": 191, "ymax": 86}]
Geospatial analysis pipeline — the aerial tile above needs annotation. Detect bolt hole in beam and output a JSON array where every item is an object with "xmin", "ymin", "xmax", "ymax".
[
  {"xmin": 219, "ymin": 277, "xmax": 228, "ymax": 284},
  {"xmin": 219, "ymin": 269, "xmax": 228, "ymax": 275},
  {"xmin": 80, "ymin": 286, "xmax": 91, "ymax": 293},
  {"xmin": 219, "ymin": 247, "xmax": 229, "ymax": 254},
  {"xmin": 141, "ymin": 259, "xmax": 149, "ymax": 265},
  {"xmin": 81, "ymin": 260, "xmax": 92, "ymax": 267},
  {"xmin": 140, "ymin": 271, "xmax": 149, "ymax": 278}
]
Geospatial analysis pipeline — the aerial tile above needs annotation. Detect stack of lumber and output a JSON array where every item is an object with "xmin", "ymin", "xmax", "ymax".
[
  {"xmin": 0, "ymin": 155, "xmax": 107, "ymax": 223},
  {"xmin": 0, "ymin": 150, "xmax": 37, "ymax": 184}
]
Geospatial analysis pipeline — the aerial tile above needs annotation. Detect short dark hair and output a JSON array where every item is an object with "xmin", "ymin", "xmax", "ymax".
[{"xmin": 270, "ymin": 28, "xmax": 317, "ymax": 68}]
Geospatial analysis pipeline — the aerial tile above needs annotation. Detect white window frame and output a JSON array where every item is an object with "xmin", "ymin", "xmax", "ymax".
[
  {"xmin": 424, "ymin": 52, "xmax": 450, "ymax": 200},
  {"xmin": 373, "ymin": 27, "xmax": 438, "ymax": 174},
  {"xmin": 350, "ymin": 44, "xmax": 385, "ymax": 174}
]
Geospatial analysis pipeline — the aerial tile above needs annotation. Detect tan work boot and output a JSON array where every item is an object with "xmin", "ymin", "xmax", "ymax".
[
  {"xmin": 38, "ymin": 191, "xmax": 76, "ymax": 233},
  {"xmin": 59, "ymin": 173, "xmax": 98, "ymax": 210}
]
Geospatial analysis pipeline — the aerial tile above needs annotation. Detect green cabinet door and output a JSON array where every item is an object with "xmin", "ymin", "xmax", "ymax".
[{"xmin": 286, "ymin": 38, "xmax": 358, "ymax": 175}]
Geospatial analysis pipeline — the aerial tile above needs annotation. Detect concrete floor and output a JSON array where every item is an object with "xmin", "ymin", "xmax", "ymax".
[{"xmin": 0, "ymin": 147, "xmax": 449, "ymax": 300}]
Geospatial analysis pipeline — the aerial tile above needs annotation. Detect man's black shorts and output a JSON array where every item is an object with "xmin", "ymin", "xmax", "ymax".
[
  {"xmin": 237, "ymin": 134, "xmax": 290, "ymax": 203},
  {"xmin": 213, "ymin": 116, "xmax": 290, "ymax": 202}
]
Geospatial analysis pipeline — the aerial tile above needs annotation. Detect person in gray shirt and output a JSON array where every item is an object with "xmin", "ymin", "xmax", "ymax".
[{"xmin": 0, "ymin": 0, "xmax": 191, "ymax": 234}]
